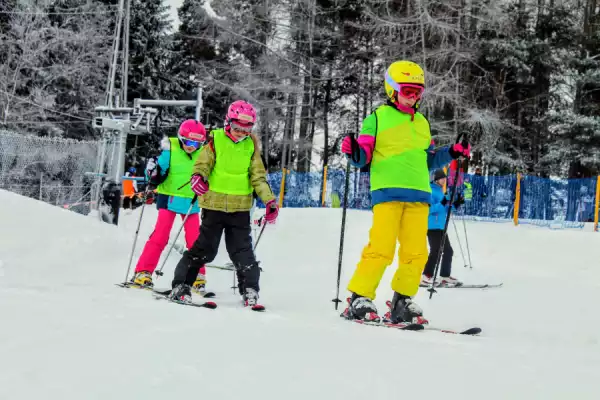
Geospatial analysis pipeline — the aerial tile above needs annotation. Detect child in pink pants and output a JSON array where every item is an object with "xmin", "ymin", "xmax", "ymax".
[{"xmin": 132, "ymin": 119, "xmax": 209, "ymax": 295}]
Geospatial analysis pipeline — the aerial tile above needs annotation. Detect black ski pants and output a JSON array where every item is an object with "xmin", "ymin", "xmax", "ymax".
[
  {"xmin": 172, "ymin": 209, "xmax": 260, "ymax": 293},
  {"xmin": 423, "ymin": 229, "xmax": 454, "ymax": 278}
]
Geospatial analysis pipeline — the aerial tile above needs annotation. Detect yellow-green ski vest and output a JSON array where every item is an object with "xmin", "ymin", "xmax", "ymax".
[
  {"xmin": 370, "ymin": 105, "xmax": 432, "ymax": 193},
  {"xmin": 464, "ymin": 182, "xmax": 473, "ymax": 200},
  {"xmin": 156, "ymin": 138, "xmax": 199, "ymax": 198},
  {"xmin": 208, "ymin": 129, "xmax": 254, "ymax": 195}
]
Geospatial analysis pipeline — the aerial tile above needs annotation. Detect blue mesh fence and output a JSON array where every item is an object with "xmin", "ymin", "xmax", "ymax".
[{"xmin": 262, "ymin": 170, "xmax": 598, "ymax": 230}]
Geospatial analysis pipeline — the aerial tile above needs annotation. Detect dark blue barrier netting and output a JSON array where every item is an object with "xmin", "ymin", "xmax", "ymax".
[{"xmin": 258, "ymin": 170, "xmax": 598, "ymax": 228}]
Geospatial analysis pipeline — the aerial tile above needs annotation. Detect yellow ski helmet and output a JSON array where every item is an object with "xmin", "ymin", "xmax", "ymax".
[{"xmin": 384, "ymin": 60, "xmax": 425, "ymax": 102}]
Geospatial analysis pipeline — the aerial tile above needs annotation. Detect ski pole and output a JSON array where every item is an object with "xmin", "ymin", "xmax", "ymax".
[
  {"xmin": 429, "ymin": 134, "xmax": 468, "ymax": 298},
  {"xmin": 231, "ymin": 270, "xmax": 237, "ymax": 295},
  {"xmin": 177, "ymin": 181, "xmax": 190, "ymax": 190},
  {"xmin": 451, "ymin": 218, "xmax": 468, "ymax": 268},
  {"xmin": 253, "ymin": 215, "xmax": 267, "ymax": 251},
  {"xmin": 333, "ymin": 132, "xmax": 359, "ymax": 310},
  {"xmin": 155, "ymin": 194, "xmax": 198, "ymax": 277},
  {"xmin": 122, "ymin": 186, "xmax": 153, "ymax": 283},
  {"xmin": 462, "ymin": 217, "xmax": 473, "ymax": 269}
]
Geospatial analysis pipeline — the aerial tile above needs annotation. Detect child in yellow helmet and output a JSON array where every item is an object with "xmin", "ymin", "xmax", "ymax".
[{"xmin": 340, "ymin": 60, "xmax": 471, "ymax": 324}]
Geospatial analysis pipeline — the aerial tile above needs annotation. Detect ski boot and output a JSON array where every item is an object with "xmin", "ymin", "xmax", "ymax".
[
  {"xmin": 131, "ymin": 271, "xmax": 153, "ymax": 288},
  {"xmin": 438, "ymin": 276, "xmax": 462, "ymax": 287},
  {"xmin": 242, "ymin": 288, "xmax": 265, "ymax": 311},
  {"xmin": 385, "ymin": 292, "xmax": 428, "ymax": 325},
  {"xmin": 341, "ymin": 293, "xmax": 381, "ymax": 322},
  {"xmin": 420, "ymin": 274, "xmax": 435, "ymax": 286},
  {"xmin": 192, "ymin": 273, "xmax": 207, "ymax": 295},
  {"xmin": 170, "ymin": 284, "xmax": 192, "ymax": 303},
  {"xmin": 243, "ymin": 288, "xmax": 259, "ymax": 307}
]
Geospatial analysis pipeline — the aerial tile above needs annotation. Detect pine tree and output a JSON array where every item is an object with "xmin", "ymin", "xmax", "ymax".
[
  {"xmin": 127, "ymin": 0, "xmax": 174, "ymax": 102},
  {"xmin": 550, "ymin": 0, "xmax": 600, "ymax": 177},
  {"xmin": 0, "ymin": 0, "xmax": 17, "ymax": 34},
  {"xmin": 472, "ymin": 1, "xmax": 584, "ymax": 175},
  {"xmin": 171, "ymin": 0, "xmax": 232, "ymax": 127},
  {"xmin": 0, "ymin": 1, "xmax": 113, "ymax": 138}
]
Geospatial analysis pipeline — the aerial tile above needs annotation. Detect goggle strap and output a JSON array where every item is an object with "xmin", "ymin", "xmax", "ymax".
[{"xmin": 385, "ymin": 72, "xmax": 424, "ymax": 94}]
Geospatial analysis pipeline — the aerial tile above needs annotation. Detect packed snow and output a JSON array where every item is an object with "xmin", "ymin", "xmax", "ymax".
[{"xmin": 0, "ymin": 189, "xmax": 599, "ymax": 399}]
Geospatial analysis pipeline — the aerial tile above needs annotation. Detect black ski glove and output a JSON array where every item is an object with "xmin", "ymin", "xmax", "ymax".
[
  {"xmin": 454, "ymin": 194, "xmax": 465, "ymax": 208},
  {"xmin": 441, "ymin": 197, "xmax": 448, "ymax": 206}
]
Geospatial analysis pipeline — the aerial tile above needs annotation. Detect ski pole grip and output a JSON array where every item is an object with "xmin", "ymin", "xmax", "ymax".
[
  {"xmin": 347, "ymin": 132, "xmax": 360, "ymax": 164},
  {"xmin": 460, "ymin": 134, "xmax": 469, "ymax": 150},
  {"xmin": 455, "ymin": 133, "xmax": 469, "ymax": 150}
]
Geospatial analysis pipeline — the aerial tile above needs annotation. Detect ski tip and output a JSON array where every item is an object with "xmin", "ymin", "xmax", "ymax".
[
  {"xmin": 400, "ymin": 323, "xmax": 425, "ymax": 331},
  {"xmin": 203, "ymin": 301, "xmax": 218, "ymax": 309},
  {"xmin": 251, "ymin": 304, "xmax": 266, "ymax": 312},
  {"xmin": 202, "ymin": 292, "xmax": 216, "ymax": 299},
  {"xmin": 460, "ymin": 327, "xmax": 482, "ymax": 335},
  {"xmin": 153, "ymin": 289, "xmax": 172, "ymax": 296},
  {"xmin": 431, "ymin": 326, "xmax": 482, "ymax": 335}
]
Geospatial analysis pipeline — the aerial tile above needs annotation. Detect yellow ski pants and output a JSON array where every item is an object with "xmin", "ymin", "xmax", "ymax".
[{"xmin": 347, "ymin": 201, "xmax": 429, "ymax": 299}]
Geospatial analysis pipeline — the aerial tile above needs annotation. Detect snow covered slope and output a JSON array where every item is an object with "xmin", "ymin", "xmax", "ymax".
[{"xmin": 1, "ymin": 189, "xmax": 599, "ymax": 399}]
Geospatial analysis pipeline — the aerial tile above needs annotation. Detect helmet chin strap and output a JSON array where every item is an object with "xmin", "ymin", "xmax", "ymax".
[
  {"xmin": 393, "ymin": 92, "xmax": 419, "ymax": 121},
  {"xmin": 225, "ymin": 125, "xmax": 250, "ymax": 143}
]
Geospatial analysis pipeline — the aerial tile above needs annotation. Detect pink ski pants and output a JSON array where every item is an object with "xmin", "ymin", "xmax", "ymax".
[{"xmin": 135, "ymin": 209, "xmax": 206, "ymax": 276}]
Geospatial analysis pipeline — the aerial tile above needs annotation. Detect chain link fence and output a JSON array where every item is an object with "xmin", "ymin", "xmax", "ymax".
[
  {"xmin": 2, "ymin": 130, "xmax": 599, "ymax": 231},
  {"xmin": 0, "ymin": 130, "xmax": 103, "ymax": 214}
]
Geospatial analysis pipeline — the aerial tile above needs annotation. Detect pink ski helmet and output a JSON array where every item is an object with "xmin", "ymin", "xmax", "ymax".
[
  {"xmin": 178, "ymin": 119, "xmax": 206, "ymax": 147},
  {"xmin": 225, "ymin": 100, "xmax": 257, "ymax": 132}
]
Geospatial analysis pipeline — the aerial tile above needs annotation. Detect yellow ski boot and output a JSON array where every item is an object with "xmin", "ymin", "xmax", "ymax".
[
  {"xmin": 132, "ymin": 271, "xmax": 153, "ymax": 289},
  {"xmin": 192, "ymin": 274, "xmax": 214, "ymax": 298}
]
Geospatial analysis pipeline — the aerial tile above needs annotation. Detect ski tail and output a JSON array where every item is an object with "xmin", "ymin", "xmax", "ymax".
[{"xmin": 152, "ymin": 291, "xmax": 217, "ymax": 309}]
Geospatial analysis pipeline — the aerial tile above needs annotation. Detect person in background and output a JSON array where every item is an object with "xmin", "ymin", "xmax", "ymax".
[
  {"xmin": 463, "ymin": 175, "xmax": 473, "ymax": 215},
  {"xmin": 471, "ymin": 166, "xmax": 488, "ymax": 216},
  {"xmin": 421, "ymin": 169, "xmax": 464, "ymax": 287},
  {"xmin": 122, "ymin": 167, "xmax": 138, "ymax": 211}
]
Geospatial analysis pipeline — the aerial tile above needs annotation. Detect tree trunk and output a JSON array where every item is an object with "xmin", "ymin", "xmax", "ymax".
[
  {"xmin": 260, "ymin": 107, "xmax": 270, "ymax": 170},
  {"xmin": 323, "ymin": 68, "xmax": 332, "ymax": 170},
  {"xmin": 281, "ymin": 89, "xmax": 297, "ymax": 170},
  {"xmin": 297, "ymin": 74, "xmax": 312, "ymax": 172}
]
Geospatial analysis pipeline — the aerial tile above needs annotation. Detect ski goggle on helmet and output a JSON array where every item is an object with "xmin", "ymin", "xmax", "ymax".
[
  {"xmin": 226, "ymin": 100, "xmax": 257, "ymax": 136},
  {"xmin": 178, "ymin": 119, "xmax": 207, "ymax": 148},
  {"xmin": 384, "ymin": 60, "xmax": 425, "ymax": 101}
]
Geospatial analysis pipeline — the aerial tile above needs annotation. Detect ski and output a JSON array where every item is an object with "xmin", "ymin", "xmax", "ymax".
[
  {"xmin": 115, "ymin": 282, "xmax": 153, "ymax": 291},
  {"xmin": 154, "ymin": 288, "xmax": 216, "ymax": 298},
  {"xmin": 340, "ymin": 298, "xmax": 423, "ymax": 330},
  {"xmin": 152, "ymin": 290, "xmax": 217, "ymax": 309},
  {"xmin": 247, "ymin": 304, "xmax": 266, "ymax": 312},
  {"xmin": 381, "ymin": 300, "xmax": 481, "ymax": 335},
  {"xmin": 347, "ymin": 318, "xmax": 425, "ymax": 331},
  {"xmin": 424, "ymin": 326, "xmax": 482, "ymax": 335},
  {"xmin": 190, "ymin": 287, "xmax": 216, "ymax": 298},
  {"xmin": 342, "ymin": 317, "xmax": 480, "ymax": 335},
  {"xmin": 420, "ymin": 283, "xmax": 503, "ymax": 289}
]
